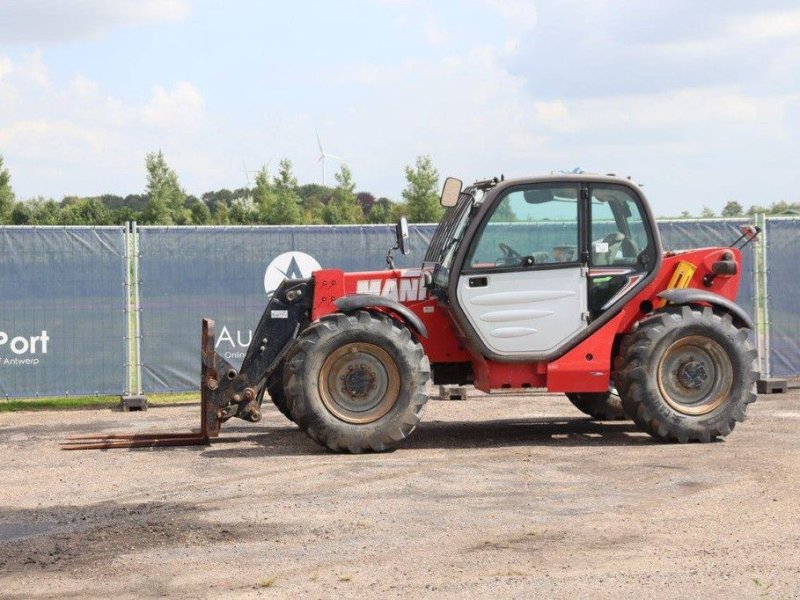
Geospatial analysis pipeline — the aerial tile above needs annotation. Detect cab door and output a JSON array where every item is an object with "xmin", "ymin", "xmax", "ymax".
[{"xmin": 455, "ymin": 183, "xmax": 587, "ymax": 357}]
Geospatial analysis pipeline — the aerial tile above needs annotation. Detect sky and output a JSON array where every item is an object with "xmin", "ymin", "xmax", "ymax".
[{"xmin": 0, "ymin": 0, "xmax": 798, "ymax": 216}]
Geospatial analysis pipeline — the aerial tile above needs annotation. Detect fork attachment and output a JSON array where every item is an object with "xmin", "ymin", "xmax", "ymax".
[{"xmin": 61, "ymin": 278, "xmax": 314, "ymax": 450}]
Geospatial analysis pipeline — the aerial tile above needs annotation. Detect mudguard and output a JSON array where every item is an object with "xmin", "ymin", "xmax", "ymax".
[
  {"xmin": 334, "ymin": 294, "xmax": 429, "ymax": 338},
  {"xmin": 657, "ymin": 288, "xmax": 754, "ymax": 329}
]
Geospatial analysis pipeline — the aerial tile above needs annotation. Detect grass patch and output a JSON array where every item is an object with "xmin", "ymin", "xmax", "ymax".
[
  {"xmin": 0, "ymin": 391, "xmax": 199, "ymax": 413},
  {"xmin": 258, "ymin": 576, "xmax": 278, "ymax": 588}
]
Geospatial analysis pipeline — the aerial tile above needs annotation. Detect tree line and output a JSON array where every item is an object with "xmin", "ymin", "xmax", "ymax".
[
  {"xmin": 0, "ymin": 152, "xmax": 444, "ymax": 226},
  {"xmin": 673, "ymin": 199, "xmax": 800, "ymax": 219},
  {"xmin": 1, "ymin": 153, "xmax": 797, "ymax": 226}
]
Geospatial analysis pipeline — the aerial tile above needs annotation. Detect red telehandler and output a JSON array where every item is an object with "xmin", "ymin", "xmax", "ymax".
[{"xmin": 65, "ymin": 174, "xmax": 759, "ymax": 452}]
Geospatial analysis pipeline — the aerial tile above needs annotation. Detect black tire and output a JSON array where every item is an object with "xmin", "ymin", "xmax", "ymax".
[
  {"xmin": 566, "ymin": 392, "xmax": 626, "ymax": 420},
  {"xmin": 614, "ymin": 305, "xmax": 758, "ymax": 443},
  {"xmin": 284, "ymin": 310, "xmax": 430, "ymax": 453},
  {"xmin": 264, "ymin": 362, "xmax": 293, "ymax": 422}
]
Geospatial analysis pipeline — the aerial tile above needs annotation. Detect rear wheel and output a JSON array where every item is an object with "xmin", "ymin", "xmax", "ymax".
[
  {"xmin": 566, "ymin": 391, "xmax": 626, "ymax": 420},
  {"xmin": 614, "ymin": 306, "xmax": 758, "ymax": 443},
  {"xmin": 284, "ymin": 310, "xmax": 430, "ymax": 453},
  {"xmin": 265, "ymin": 363, "xmax": 293, "ymax": 422}
]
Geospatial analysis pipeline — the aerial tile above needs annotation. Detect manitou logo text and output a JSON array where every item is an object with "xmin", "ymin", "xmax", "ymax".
[
  {"xmin": 355, "ymin": 272, "xmax": 427, "ymax": 302},
  {"xmin": 0, "ymin": 330, "xmax": 49, "ymax": 366}
]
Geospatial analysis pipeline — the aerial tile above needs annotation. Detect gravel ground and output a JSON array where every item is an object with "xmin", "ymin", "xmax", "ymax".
[{"xmin": 0, "ymin": 388, "xmax": 798, "ymax": 599}]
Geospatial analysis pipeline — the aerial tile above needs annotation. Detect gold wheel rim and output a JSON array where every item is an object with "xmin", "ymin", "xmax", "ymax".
[
  {"xmin": 657, "ymin": 335, "xmax": 732, "ymax": 416},
  {"xmin": 318, "ymin": 342, "xmax": 400, "ymax": 424}
]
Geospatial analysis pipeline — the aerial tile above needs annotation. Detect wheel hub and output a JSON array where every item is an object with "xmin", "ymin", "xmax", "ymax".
[
  {"xmin": 656, "ymin": 335, "xmax": 733, "ymax": 416},
  {"xmin": 341, "ymin": 364, "xmax": 377, "ymax": 398},
  {"xmin": 319, "ymin": 342, "xmax": 400, "ymax": 424},
  {"xmin": 677, "ymin": 360, "xmax": 708, "ymax": 390}
]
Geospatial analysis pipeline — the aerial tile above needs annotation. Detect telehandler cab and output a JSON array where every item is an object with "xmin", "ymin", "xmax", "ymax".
[{"xmin": 65, "ymin": 174, "xmax": 759, "ymax": 452}]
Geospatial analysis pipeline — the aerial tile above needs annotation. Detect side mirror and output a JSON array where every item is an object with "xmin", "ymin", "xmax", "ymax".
[
  {"xmin": 396, "ymin": 216, "xmax": 410, "ymax": 255},
  {"xmin": 440, "ymin": 177, "xmax": 462, "ymax": 207}
]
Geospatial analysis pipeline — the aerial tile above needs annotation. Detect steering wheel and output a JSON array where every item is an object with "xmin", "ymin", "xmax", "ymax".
[
  {"xmin": 620, "ymin": 236, "xmax": 640, "ymax": 259},
  {"xmin": 600, "ymin": 233, "xmax": 640, "ymax": 265},
  {"xmin": 498, "ymin": 242, "xmax": 523, "ymax": 263}
]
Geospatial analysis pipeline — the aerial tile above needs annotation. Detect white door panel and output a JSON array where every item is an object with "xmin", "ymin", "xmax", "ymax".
[{"xmin": 457, "ymin": 267, "xmax": 588, "ymax": 356}]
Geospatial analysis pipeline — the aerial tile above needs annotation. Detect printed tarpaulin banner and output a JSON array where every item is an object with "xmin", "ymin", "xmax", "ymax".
[
  {"xmin": 137, "ymin": 221, "xmax": 758, "ymax": 393},
  {"xmin": 137, "ymin": 225, "xmax": 433, "ymax": 392},
  {"xmin": 0, "ymin": 227, "xmax": 127, "ymax": 397},
  {"xmin": 765, "ymin": 219, "xmax": 799, "ymax": 377}
]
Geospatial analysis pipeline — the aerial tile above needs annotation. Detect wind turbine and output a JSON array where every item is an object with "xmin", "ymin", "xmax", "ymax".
[
  {"xmin": 242, "ymin": 161, "xmax": 255, "ymax": 187},
  {"xmin": 316, "ymin": 130, "xmax": 343, "ymax": 186},
  {"xmin": 243, "ymin": 156, "xmax": 274, "ymax": 187}
]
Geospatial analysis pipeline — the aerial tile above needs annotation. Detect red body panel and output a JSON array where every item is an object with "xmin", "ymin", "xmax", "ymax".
[{"xmin": 310, "ymin": 246, "xmax": 743, "ymax": 393}]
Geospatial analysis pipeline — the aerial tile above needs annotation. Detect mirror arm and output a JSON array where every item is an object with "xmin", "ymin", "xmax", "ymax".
[{"xmin": 386, "ymin": 244, "xmax": 399, "ymax": 270}]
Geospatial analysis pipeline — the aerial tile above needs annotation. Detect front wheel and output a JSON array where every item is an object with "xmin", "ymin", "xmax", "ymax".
[
  {"xmin": 614, "ymin": 306, "xmax": 758, "ymax": 443},
  {"xmin": 284, "ymin": 310, "xmax": 430, "ymax": 453}
]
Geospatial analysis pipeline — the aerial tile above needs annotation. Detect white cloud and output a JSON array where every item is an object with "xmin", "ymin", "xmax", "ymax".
[
  {"xmin": 141, "ymin": 82, "xmax": 205, "ymax": 132},
  {"xmin": 0, "ymin": 57, "xmax": 12, "ymax": 80},
  {"xmin": 68, "ymin": 74, "xmax": 100, "ymax": 98},
  {"xmin": 0, "ymin": 0, "xmax": 189, "ymax": 44},
  {"xmin": 0, "ymin": 119, "xmax": 106, "ymax": 157},
  {"xmin": 1, "ymin": 1, "xmax": 798, "ymax": 216},
  {"xmin": 19, "ymin": 50, "xmax": 49, "ymax": 87},
  {"xmin": 0, "ymin": 52, "xmax": 209, "ymax": 197},
  {"xmin": 424, "ymin": 19, "xmax": 450, "ymax": 46},
  {"xmin": 542, "ymin": 87, "xmax": 788, "ymax": 134},
  {"xmin": 729, "ymin": 8, "xmax": 800, "ymax": 41},
  {"xmin": 484, "ymin": 0, "xmax": 538, "ymax": 30}
]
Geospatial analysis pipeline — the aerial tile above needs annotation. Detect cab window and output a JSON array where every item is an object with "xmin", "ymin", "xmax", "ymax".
[
  {"xmin": 590, "ymin": 186, "xmax": 650, "ymax": 267},
  {"xmin": 466, "ymin": 185, "xmax": 580, "ymax": 270},
  {"xmin": 588, "ymin": 184, "xmax": 654, "ymax": 318}
]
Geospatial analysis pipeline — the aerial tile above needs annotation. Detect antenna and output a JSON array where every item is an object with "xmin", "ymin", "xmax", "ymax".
[{"xmin": 315, "ymin": 129, "xmax": 343, "ymax": 186}]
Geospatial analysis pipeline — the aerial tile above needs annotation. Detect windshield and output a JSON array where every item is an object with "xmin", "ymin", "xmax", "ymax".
[{"xmin": 424, "ymin": 189, "xmax": 480, "ymax": 264}]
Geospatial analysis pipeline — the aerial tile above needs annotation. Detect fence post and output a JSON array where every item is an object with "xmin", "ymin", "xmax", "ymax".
[
  {"xmin": 133, "ymin": 221, "xmax": 144, "ymax": 397},
  {"xmin": 123, "ymin": 223, "xmax": 132, "ymax": 397},
  {"xmin": 759, "ymin": 212, "xmax": 772, "ymax": 379},
  {"xmin": 120, "ymin": 221, "xmax": 147, "ymax": 410}
]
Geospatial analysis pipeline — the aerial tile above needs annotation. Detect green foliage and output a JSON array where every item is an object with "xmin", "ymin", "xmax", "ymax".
[
  {"xmin": 721, "ymin": 201, "xmax": 743, "ymax": 217},
  {"xmin": 187, "ymin": 197, "xmax": 211, "ymax": 224},
  {"xmin": 258, "ymin": 161, "xmax": 304, "ymax": 225},
  {"xmin": 212, "ymin": 202, "xmax": 230, "ymax": 224},
  {"xmin": 230, "ymin": 197, "xmax": 260, "ymax": 224},
  {"xmin": 5, "ymin": 150, "xmax": 800, "ymax": 227},
  {"xmin": 402, "ymin": 155, "xmax": 442, "ymax": 223},
  {"xmin": 28, "ymin": 198, "xmax": 62, "ymax": 224},
  {"xmin": 60, "ymin": 197, "xmax": 113, "ymax": 225},
  {"xmin": 0, "ymin": 155, "xmax": 15, "ymax": 223},
  {"xmin": 274, "ymin": 159, "xmax": 298, "ymax": 191},
  {"xmin": 367, "ymin": 197, "xmax": 395, "ymax": 223},
  {"xmin": 323, "ymin": 165, "xmax": 364, "ymax": 224},
  {"xmin": 10, "ymin": 202, "xmax": 32, "ymax": 224},
  {"xmin": 493, "ymin": 200, "xmax": 518, "ymax": 222},
  {"xmin": 142, "ymin": 150, "xmax": 186, "ymax": 225}
]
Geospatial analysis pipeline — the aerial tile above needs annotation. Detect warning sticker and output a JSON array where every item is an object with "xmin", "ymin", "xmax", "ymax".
[
  {"xmin": 271, "ymin": 310, "xmax": 288, "ymax": 319},
  {"xmin": 595, "ymin": 242, "xmax": 609, "ymax": 253}
]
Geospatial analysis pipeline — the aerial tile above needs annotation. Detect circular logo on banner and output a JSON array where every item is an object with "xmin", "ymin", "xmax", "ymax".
[{"xmin": 264, "ymin": 251, "xmax": 322, "ymax": 296}]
